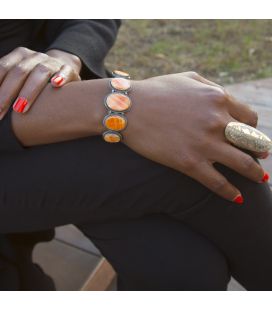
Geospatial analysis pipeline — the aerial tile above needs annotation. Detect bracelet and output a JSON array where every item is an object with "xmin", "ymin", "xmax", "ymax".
[{"xmin": 102, "ymin": 70, "xmax": 132, "ymax": 143}]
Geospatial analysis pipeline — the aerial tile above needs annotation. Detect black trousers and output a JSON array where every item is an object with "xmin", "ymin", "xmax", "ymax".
[{"xmin": 0, "ymin": 110, "xmax": 271, "ymax": 290}]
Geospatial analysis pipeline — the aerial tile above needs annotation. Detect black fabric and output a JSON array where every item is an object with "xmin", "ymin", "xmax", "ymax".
[
  {"xmin": 80, "ymin": 215, "xmax": 231, "ymax": 290},
  {"xmin": 0, "ymin": 110, "xmax": 271, "ymax": 289},
  {"xmin": 0, "ymin": 19, "xmax": 121, "ymax": 79}
]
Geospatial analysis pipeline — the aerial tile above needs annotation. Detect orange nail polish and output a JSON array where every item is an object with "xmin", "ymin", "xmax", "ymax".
[
  {"xmin": 261, "ymin": 172, "xmax": 270, "ymax": 183},
  {"xmin": 233, "ymin": 194, "xmax": 244, "ymax": 205},
  {"xmin": 51, "ymin": 75, "xmax": 64, "ymax": 86},
  {"xmin": 13, "ymin": 97, "xmax": 28, "ymax": 113}
]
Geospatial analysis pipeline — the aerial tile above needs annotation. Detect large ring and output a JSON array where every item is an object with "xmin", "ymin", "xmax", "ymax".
[{"xmin": 225, "ymin": 122, "xmax": 272, "ymax": 152}]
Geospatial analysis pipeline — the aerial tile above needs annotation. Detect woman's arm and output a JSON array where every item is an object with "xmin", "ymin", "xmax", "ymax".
[
  {"xmin": 12, "ymin": 78, "xmax": 107, "ymax": 146},
  {"xmin": 11, "ymin": 72, "xmax": 267, "ymax": 203}
]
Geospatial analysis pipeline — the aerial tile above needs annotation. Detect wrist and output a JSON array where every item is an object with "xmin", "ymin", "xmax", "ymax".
[
  {"xmin": 98, "ymin": 77, "xmax": 143, "ymax": 143},
  {"xmin": 122, "ymin": 79, "xmax": 147, "ymax": 143},
  {"xmin": 87, "ymin": 78, "xmax": 110, "ymax": 136}
]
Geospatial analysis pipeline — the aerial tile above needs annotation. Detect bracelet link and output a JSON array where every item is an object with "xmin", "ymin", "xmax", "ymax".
[{"xmin": 102, "ymin": 70, "xmax": 131, "ymax": 143}]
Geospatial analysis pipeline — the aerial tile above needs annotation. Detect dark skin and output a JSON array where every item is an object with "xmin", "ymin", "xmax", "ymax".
[
  {"xmin": 10, "ymin": 71, "xmax": 269, "ymax": 204},
  {"xmin": 0, "ymin": 47, "xmax": 81, "ymax": 117}
]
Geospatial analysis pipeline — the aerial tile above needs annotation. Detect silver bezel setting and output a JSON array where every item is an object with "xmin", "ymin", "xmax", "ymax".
[
  {"xmin": 103, "ymin": 112, "xmax": 128, "ymax": 132},
  {"xmin": 112, "ymin": 70, "xmax": 131, "ymax": 79},
  {"xmin": 104, "ymin": 92, "xmax": 132, "ymax": 113},
  {"xmin": 109, "ymin": 78, "xmax": 131, "ymax": 93},
  {"xmin": 102, "ymin": 130, "xmax": 123, "ymax": 142}
]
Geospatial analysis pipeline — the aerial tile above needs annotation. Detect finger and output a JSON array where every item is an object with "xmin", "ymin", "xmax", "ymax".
[
  {"xmin": 215, "ymin": 142, "xmax": 268, "ymax": 183},
  {"xmin": 13, "ymin": 61, "xmax": 60, "ymax": 114},
  {"xmin": 51, "ymin": 64, "xmax": 81, "ymax": 88},
  {"xmin": 0, "ymin": 53, "xmax": 50, "ymax": 118},
  {"xmin": 0, "ymin": 53, "xmax": 24, "ymax": 85},
  {"xmin": 251, "ymin": 151, "xmax": 270, "ymax": 160},
  {"xmin": 225, "ymin": 93, "xmax": 259, "ymax": 128},
  {"xmin": 0, "ymin": 47, "xmax": 34, "ymax": 85},
  {"xmin": 186, "ymin": 71, "xmax": 259, "ymax": 128},
  {"xmin": 188, "ymin": 161, "xmax": 243, "ymax": 204}
]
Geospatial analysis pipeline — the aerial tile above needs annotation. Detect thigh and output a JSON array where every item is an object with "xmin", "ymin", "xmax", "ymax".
[
  {"xmin": 0, "ymin": 135, "xmax": 211, "ymax": 233},
  {"xmin": 78, "ymin": 215, "xmax": 230, "ymax": 291},
  {"xmin": 176, "ymin": 159, "xmax": 272, "ymax": 290},
  {"xmin": 1, "ymin": 127, "xmax": 270, "ymax": 290}
]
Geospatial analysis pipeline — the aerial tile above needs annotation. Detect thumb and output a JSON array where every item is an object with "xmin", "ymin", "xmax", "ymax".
[{"xmin": 50, "ymin": 64, "xmax": 81, "ymax": 88}]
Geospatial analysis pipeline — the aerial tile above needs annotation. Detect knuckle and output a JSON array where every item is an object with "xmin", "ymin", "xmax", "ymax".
[
  {"xmin": 15, "ymin": 46, "xmax": 30, "ymax": 55},
  {"xmin": 210, "ymin": 177, "xmax": 228, "ymax": 192},
  {"xmin": 40, "ymin": 52, "xmax": 49, "ymax": 59},
  {"xmin": 179, "ymin": 153, "xmax": 198, "ymax": 171},
  {"xmin": 205, "ymin": 111, "xmax": 226, "ymax": 131},
  {"xmin": 69, "ymin": 53, "xmax": 81, "ymax": 66},
  {"xmin": 184, "ymin": 71, "xmax": 200, "ymax": 79},
  {"xmin": 13, "ymin": 63, "xmax": 29, "ymax": 76},
  {"xmin": 0, "ymin": 62, "xmax": 9, "ymax": 75},
  {"xmin": 208, "ymin": 87, "xmax": 227, "ymax": 104},
  {"xmin": 242, "ymin": 155, "xmax": 256, "ymax": 171},
  {"xmin": 35, "ymin": 63, "xmax": 52, "ymax": 76},
  {"xmin": 61, "ymin": 64, "xmax": 73, "ymax": 74}
]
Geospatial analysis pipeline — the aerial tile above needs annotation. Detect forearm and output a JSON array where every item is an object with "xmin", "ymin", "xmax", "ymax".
[{"xmin": 11, "ymin": 79, "xmax": 109, "ymax": 146}]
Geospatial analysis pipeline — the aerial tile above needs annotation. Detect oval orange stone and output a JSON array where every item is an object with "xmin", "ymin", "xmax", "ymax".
[
  {"xmin": 105, "ymin": 93, "xmax": 131, "ymax": 112},
  {"xmin": 112, "ymin": 70, "xmax": 130, "ymax": 79},
  {"xmin": 103, "ymin": 131, "xmax": 122, "ymax": 143},
  {"xmin": 110, "ymin": 78, "xmax": 131, "ymax": 92},
  {"xmin": 103, "ymin": 114, "xmax": 127, "ymax": 131}
]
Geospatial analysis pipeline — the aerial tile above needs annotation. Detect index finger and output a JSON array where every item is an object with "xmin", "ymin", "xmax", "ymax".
[
  {"xmin": 188, "ymin": 161, "xmax": 244, "ymax": 205},
  {"xmin": 0, "ymin": 47, "xmax": 34, "ymax": 85},
  {"xmin": 226, "ymin": 92, "xmax": 259, "ymax": 128}
]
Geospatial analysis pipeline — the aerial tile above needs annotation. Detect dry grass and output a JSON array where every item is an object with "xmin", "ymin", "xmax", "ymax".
[{"xmin": 105, "ymin": 20, "xmax": 272, "ymax": 85}]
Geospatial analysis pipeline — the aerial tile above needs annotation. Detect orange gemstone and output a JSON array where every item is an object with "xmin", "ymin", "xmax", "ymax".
[
  {"xmin": 110, "ymin": 78, "xmax": 131, "ymax": 92},
  {"xmin": 112, "ymin": 70, "xmax": 130, "ymax": 79},
  {"xmin": 103, "ymin": 131, "xmax": 122, "ymax": 143},
  {"xmin": 105, "ymin": 93, "xmax": 131, "ymax": 112},
  {"xmin": 104, "ymin": 114, "xmax": 127, "ymax": 131}
]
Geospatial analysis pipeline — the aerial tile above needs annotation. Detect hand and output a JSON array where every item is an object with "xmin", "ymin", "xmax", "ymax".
[
  {"xmin": 124, "ymin": 72, "xmax": 268, "ymax": 203},
  {"xmin": 0, "ymin": 47, "xmax": 81, "ymax": 118}
]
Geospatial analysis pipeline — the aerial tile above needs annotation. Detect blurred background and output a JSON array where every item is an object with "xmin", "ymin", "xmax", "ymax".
[{"xmin": 106, "ymin": 20, "xmax": 272, "ymax": 85}]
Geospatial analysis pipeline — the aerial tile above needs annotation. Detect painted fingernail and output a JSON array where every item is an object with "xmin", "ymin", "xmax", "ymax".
[
  {"xmin": 233, "ymin": 194, "xmax": 244, "ymax": 205},
  {"xmin": 13, "ymin": 97, "xmax": 28, "ymax": 113},
  {"xmin": 51, "ymin": 75, "xmax": 64, "ymax": 86},
  {"xmin": 260, "ymin": 172, "xmax": 270, "ymax": 183}
]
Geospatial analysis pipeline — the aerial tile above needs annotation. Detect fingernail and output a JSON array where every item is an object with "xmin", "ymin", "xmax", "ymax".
[
  {"xmin": 51, "ymin": 75, "xmax": 64, "ymax": 86},
  {"xmin": 13, "ymin": 97, "xmax": 28, "ymax": 113},
  {"xmin": 233, "ymin": 194, "xmax": 244, "ymax": 205},
  {"xmin": 259, "ymin": 172, "xmax": 270, "ymax": 183}
]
